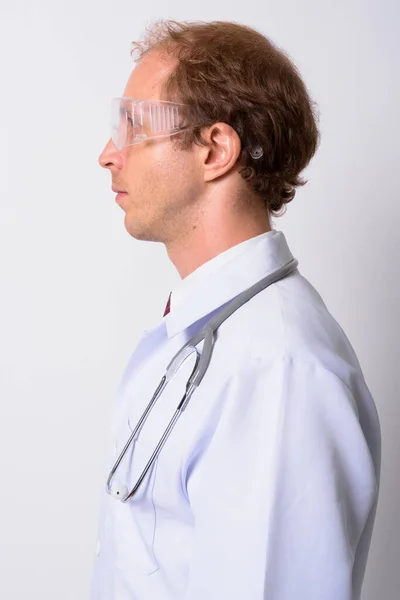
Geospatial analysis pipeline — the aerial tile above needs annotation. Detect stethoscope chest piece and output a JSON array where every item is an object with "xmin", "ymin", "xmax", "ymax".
[{"xmin": 110, "ymin": 481, "xmax": 129, "ymax": 500}]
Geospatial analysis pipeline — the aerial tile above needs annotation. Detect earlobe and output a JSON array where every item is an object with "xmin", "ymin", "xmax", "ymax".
[{"xmin": 203, "ymin": 123, "xmax": 241, "ymax": 182}]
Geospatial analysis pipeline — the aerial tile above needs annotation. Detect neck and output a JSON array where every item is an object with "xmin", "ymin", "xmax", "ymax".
[{"xmin": 165, "ymin": 194, "xmax": 272, "ymax": 279}]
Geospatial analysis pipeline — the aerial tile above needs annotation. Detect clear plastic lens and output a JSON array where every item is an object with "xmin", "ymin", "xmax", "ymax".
[
  {"xmin": 110, "ymin": 98, "xmax": 127, "ymax": 150},
  {"xmin": 110, "ymin": 98, "xmax": 185, "ymax": 150}
]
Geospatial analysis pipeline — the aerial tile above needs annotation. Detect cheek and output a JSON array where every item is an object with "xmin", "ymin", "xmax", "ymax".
[
  {"xmin": 160, "ymin": 149, "xmax": 199, "ymax": 192},
  {"xmin": 125, "ymin": 143, "xmax": 199, "ymax": 202}
]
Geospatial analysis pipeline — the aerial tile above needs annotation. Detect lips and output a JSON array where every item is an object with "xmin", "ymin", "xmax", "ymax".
[{"xmin": 112, "ymin": 186, "xmax": 127, "ymax": 193}]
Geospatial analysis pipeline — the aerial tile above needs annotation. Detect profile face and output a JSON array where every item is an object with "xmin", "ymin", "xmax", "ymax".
[{"xmin": 98, "ymin": 51, "xmax": 202, "ymax": 245}]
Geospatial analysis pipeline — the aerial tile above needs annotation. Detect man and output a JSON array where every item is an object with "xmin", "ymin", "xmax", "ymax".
[{"xmin": 92, "ymin": 19, "xmax": 381, "ymax": 600}]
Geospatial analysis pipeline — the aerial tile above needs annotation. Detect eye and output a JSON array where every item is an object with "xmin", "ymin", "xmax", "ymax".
[{"xmin": 127, "ymin": 113, "xmax": 141, "ymax": 133}]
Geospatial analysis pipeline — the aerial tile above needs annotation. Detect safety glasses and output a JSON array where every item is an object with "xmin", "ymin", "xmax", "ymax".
[
  {"xmin": 110, "ymin": 97, "xmax": 193, "ymax": 150},
  {"xmin": 110, "ymin": 96, "xmax": 264, "ymax": 159}
]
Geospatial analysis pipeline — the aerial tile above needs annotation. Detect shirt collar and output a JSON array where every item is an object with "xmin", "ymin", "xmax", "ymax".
[{"xmin": 164, "ymin": 228, "xmax": 296, "ymax": 339}]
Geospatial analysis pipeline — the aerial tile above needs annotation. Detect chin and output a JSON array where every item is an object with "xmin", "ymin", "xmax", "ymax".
[{"xmin": 124, "ymin": 213, "xmax": 160, "ymax": 243}]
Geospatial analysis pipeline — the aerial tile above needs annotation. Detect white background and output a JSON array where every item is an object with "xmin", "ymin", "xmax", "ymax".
[{"xmin": 0, "ymin": 1, "xmax": 398, "ymax": 598}]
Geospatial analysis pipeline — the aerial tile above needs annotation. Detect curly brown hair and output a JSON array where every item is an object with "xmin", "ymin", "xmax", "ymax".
[{"xmin": 130, "ymin": 20, "xmax": 321, "ymax": 217}]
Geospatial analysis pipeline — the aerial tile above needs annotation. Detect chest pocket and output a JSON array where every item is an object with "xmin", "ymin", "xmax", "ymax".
[{"xmin": 111, "ymin": 426, "xmax": 160, "ymax": 576}]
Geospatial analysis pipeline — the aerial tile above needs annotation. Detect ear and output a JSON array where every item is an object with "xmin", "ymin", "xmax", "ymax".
[{"xmin": 200, "ymin": 122, "xmax": 242, "ymax": 182}]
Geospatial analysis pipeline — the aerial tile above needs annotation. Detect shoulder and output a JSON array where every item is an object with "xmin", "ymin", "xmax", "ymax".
[{"xmin": 242, "ymin": 270, "xmax": 363, "ymax": 384}]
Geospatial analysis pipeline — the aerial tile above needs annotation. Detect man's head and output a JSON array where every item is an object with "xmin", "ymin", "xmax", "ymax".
[{"xmin": 99, "ymin": 20, "xmax": 320, "ymax": 251}]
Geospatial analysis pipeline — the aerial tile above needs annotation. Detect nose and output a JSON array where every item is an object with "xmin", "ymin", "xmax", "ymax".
[{"xmin": 98, "ymin": 139, "xmax": 125, "ymax": 170}]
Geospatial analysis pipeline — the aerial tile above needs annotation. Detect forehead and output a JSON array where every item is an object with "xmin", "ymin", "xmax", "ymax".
[{"xmin": 122, "ymin": 50, "xmax": 176, "ymax": 101}]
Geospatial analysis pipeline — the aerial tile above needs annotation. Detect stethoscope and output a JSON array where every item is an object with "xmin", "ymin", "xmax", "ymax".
[{"xmin": 106, "ymin": 257, "xmax": 299, "ymax": 502}]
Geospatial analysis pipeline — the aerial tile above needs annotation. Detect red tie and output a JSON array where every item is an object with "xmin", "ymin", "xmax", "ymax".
[{"xmin": 163, "ymin": 292, "xmax": 171, "ymax": 317}]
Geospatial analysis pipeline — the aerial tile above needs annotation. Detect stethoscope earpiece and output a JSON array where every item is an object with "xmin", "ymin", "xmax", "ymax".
[{"xmin": 249, "ymin": 146, "xmax": 263, "ymax": 159}]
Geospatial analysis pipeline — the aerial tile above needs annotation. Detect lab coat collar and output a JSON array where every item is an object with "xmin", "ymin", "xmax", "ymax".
[{"xmin": 165, "ymin": 229, "xmax": 296, "ymax": 340}]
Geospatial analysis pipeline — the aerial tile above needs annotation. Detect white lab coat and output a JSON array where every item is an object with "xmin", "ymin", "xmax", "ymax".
[{"xmin": 90, "ymin": 229, "xmax": 381, "ymax": 600}]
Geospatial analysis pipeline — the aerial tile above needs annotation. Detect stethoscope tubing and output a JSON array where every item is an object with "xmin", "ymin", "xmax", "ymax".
[{"xmin": 106, "ymin": 258, "xmax": 299, "ymax": 502}]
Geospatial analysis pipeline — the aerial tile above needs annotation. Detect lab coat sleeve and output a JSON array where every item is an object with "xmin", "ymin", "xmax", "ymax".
[{"xmin": 183, "ymin": 356, "xmax": 378, "ymax": 600}]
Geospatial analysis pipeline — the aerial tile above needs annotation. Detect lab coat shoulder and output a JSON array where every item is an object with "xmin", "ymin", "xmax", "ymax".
[
  {"xmin": 247, "ymin": 271, "xmax": 363, "ymax": 377},
  {"xmin": 248, "ymin": 271, "xmax": 381, "ymax": 477},
  {"xmin": 246, "ymin": 273, "xmax": 381, "ymax": 460},
  {"xmin": 183, "ymin": 355, "xmax": 379, "ymax": 600}
]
